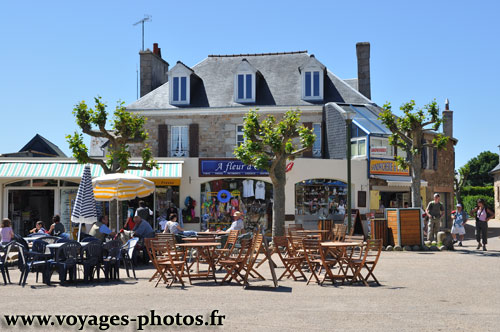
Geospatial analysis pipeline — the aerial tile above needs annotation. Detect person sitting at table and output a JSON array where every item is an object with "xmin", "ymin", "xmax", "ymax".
[
  {"xmin": 164, "ymin": 214, "xmax": 197, "ymax": 237},
  {"xmin": 30, "ymin": 221, "xmax": 47, "ymax": 234},
  {"xmin": 1, "ymin": 218, "xmax": 15, "ymax": 245},
  {"xmin": 48, "ymin": 215, "xmax": 65, "ymax": 237},
  {"xmin": 228, "ymin": 211, "xmax": 245, "ymax": 232},
  {"xmin": 132, "ymin": 216, "xmax": 155, "ymax": 240},
  {"xmin": 89, "ymin": 215, "xmax": 116, "ymax": 241}
]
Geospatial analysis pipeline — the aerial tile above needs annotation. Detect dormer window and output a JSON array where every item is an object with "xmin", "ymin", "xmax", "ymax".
[
  {"xmin": 237, "ymin": 74, "xmax": 253, "ymax": 101},
  {"xmin": 299, "ymin": 55, "xmax": 325, "ymax": 101},
  {"xmin": 234, "ymin": 59, "xmax": 257, "ymax": 103},
  {"xmin": 172, "ymin": 76, "xmax": 187, "ymax": 102},
  {"xmin": 304, "ymin": 71, "xmax": 321, "ymax": 98},
  {"xmin": 168, "ymin": 61, "xmax": 193, "ymax": 106}
]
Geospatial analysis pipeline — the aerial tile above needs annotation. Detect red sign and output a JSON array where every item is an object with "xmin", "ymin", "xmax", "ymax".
[{"xmin": 286, "ymin": 162, "xmax": 294, "ymax": 173}]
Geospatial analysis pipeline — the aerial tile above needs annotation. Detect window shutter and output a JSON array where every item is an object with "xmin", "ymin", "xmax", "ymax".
[
  {"xmin": 157, "ymin": 124, "xmax": 168, "ymax": 157},
  {"xmin": 433, "ymin": 148, "xmax": 438, "ymax": 170},
  {"xmin": 189, "ymin": 123, "xmax": 199, "ymax": 157},
  {"xmin": 303, "ymin": 122, "xmax": 313, "ymax": 158},
  {"xmin": 421, "ymin": 140, "xmax": 427, "ymax": 169}
]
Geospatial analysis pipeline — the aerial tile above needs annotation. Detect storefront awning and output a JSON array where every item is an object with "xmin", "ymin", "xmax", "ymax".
[
  {"xmin": 371, "ymin": 175, "xmax": 428, "ymax": 187},
  {"xmin": 0, "ymin": 161, "xmax": 183, "ymax": 179}
]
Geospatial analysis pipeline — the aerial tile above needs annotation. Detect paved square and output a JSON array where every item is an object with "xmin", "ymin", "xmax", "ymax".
[{"xmin": 1, "ymin": 221, "xmax": 500, "ymax": 331}]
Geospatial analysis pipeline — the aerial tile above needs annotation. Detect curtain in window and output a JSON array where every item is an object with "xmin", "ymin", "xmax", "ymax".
[
  {"xmin": 171, "ymin": 126, "xmax": 189, "ymax": 157},
  {"xmin": 305, "ymin": 72, "xmax": 311, "ymax": 96},
  {"xmin": 421, "ymin": 140, "xmax": 428, "ymax": 169}
]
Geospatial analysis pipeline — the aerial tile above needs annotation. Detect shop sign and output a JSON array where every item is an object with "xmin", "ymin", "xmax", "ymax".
[
  {"xmin": 151, "ymin": 179, "xmax": 181, "ymax": 186},
  {"xmin": 370, "ymin": 160, "xmax": 409, "ymax": 176},
  {"xmin": 370, "ymin": 146, "xmax": 388, "ymax": 156},
  {"xmin": 199, "ymin": 159, "xmax": 268, "ymax": 177}
]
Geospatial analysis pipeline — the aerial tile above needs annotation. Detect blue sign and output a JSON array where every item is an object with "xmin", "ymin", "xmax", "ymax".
[{"xmin": 200, "ymin": 159, "xmax": 268, "ymax": 177}]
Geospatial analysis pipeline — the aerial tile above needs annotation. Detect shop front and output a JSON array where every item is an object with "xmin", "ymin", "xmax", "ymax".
[
  {"xmin": 0, "ymin": 159, "xmax": 183, "ymax": 236},
  {"xmin": 294, "ymin": 178, "xmax": 348, "ymax": 227},
  {"xmin": 369, "ymin": 159, "xmax": 427, "ymax": 210},
  {"xmin": 198, "ymin": 159, "xmax": 273, "ymax": 232}
]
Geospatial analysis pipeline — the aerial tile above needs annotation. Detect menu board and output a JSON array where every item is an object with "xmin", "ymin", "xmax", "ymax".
[{"xmin": 60, "ymin": 189, "xmax": 78, "ymax": 232}]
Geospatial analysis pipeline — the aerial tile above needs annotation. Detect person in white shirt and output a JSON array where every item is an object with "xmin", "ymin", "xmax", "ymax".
[{"xmin": 229, "ymin": 211, "xmax": 245, "ymax": 231}]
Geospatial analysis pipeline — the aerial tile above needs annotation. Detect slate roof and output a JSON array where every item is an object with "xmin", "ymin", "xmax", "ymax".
[
  {"xmin": 490, "ymin": 163, "xmax": 500, "ymax": 174},
  {"xmin": 127, "ymin": 51, "xmax": 372, "ymax": 110}
]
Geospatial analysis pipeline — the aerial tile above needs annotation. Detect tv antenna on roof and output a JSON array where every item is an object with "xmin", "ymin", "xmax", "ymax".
[{"xmin": 133, "ymin": 15, "xmax": 152, "ymax": 51}]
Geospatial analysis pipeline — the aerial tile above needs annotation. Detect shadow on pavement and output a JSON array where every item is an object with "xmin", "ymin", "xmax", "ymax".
[{"xmin": 244, "ymin": 285, "xmax": 293, "ymax": 293}]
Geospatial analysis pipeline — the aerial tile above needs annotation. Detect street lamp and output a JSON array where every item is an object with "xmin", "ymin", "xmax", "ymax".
[{"xmin": 326, "ymin": 102, "xmax": 356, "ymax": 232}]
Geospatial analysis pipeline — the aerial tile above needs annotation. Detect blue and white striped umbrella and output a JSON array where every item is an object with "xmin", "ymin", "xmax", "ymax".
[{"xmin": 71, "ymin": 165, "xmax": 98, "ymax": 225}]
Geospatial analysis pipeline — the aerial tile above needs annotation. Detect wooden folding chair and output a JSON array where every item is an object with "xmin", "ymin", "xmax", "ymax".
[
  {"xmin": 352, "ymin": 239, "xmax": 382, "ymax": 286},
  {"xmin": 150, "ymin": 239, "xmax": 186, "ymax": 288},
  {"xmin": 215, "ymin": 230, "xmax": 239, "ymax": 265},
  {"xmin": 302, "ymin": 238, "xmax": 322, "ymax": 285},
  {"xmin": 241, "ymin": 234, "xmax": 265, "ymax": 286},
  {"xmin": 286, "ymin": 224, "xmax": 303, "ymax": 237},
  {"xmin": 333, "ymin": 224, "xmax": 347, "ymax": 242},
  {"xmin": 273, "ymin": 236, "xmax": 306, "ymax": 281},
  {"xmin": 219, "ymin": 239, "xmax": 253, "ymax": 284}
]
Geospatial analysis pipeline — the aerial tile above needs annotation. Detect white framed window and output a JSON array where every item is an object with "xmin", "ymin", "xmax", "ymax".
[
  {"xmin": 236, "ymin": 125, "xmax": 246, "ymax": 147},
  {"xmin": 302, "ymin": 70, "xmax": 323, "ymax": 101},
  {"xmin": 170, "ymin": 126, "xmax": 189, "ymax": 157},
  {"xmin": 370, "ymin": 137, "xmax": 394, "ymax": 158},
  {"xmin": 234, "ymin": 73, "xmax": 255, "ymax": 103},
  {"xmin": 312, "ymin": 123, "xmax": 322, "ymax": 158},
  {"xmin": 171, "ymin": 76, "xmax": 189, "ymax": 105},
  {"xmin": 351, "ymin": 138, "xmax": 366, "ymax": 157}
]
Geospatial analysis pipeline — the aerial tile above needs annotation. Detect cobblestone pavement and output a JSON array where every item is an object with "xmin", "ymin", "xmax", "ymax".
[{"xmin": 1, "ymin": 220, "xmax": 500, "ymax": 331}]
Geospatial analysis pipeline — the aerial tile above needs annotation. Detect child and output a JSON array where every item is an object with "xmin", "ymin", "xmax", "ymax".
[{"xmin": 0, "ymin": 218, "xmax": 15, "ymax": 245}]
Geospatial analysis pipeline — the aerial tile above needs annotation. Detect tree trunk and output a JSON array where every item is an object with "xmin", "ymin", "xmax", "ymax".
[
  {"xmin": 270, "ymin": 157, "xmax": 287, "ymax": 237},
  {"xmin": 410, "ymin": 154, "xmax": 423, "ymax": 208}
]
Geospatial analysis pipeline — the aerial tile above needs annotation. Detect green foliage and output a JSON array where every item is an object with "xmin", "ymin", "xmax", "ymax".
[
  {"xmin": 462, "ymin": 186, "xmax": 494, "ymax": 197},
  {"xmin": 234, "ymin": 109, "xmax": 315, "ymax": 171},
  {"xmin": 463, "ymin": 151, "xmax": 498, "ymax": 186},
  {"xmin": 66, "ymin": 96, "xmax": 157, "ymax": 173},
  {"xmin": 379, "ymin": 99, "xmax": 449, "ymax": 169},
  {"xmin": 462, "ymin": 195, "xmax": 495, "ymax": 214}
]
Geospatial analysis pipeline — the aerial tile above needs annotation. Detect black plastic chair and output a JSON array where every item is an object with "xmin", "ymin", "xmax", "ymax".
[
  {"xmin": 28, "ymin": 239, "xmax": 52, "ymax": 283},
  {"xmin": 102, "ymin": 240, "xmax": 122, "ymax": 281},
  {"xmin": 81, "ymin": 236, "xmax": 100, "ymax": 243},
  {"xmin": 0, "ymin": 242, "xmax": 15, "ymax": 285},
  {"xmin": 13, "ymin": 242, "xmax": 50, "ymax": 287},
  {"xmin": 79, "ymin": 241, "xmax": 102, "ymax": 282},
  {"xmin": 48, "ymin": 242, "xmax": 82, "ymax": 284},
  {"xmin": 121, "ymin": 238, "xmax": 138, "ymax": 279}
]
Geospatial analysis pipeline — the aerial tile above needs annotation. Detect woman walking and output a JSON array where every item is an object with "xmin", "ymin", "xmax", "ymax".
[{"xmin": 470, "ymin": 199, "xmax": 494, "ymax": 251}]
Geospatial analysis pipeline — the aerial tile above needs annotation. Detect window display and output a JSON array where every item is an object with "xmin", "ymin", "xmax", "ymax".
[
  {"xmin": 295, "ymin": 179, "xmax": 347, "ymax": 218},
  {"xmin": 200, "ymin": 179, "xmax": 272, "ymax": 231}
]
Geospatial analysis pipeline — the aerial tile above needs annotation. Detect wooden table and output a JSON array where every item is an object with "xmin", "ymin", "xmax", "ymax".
[
  {"xmin": 183, "ymin": 237, "xmax": 222, "ymax": 242},
  {"xmin": 177, "ymin": 242, "xmax": 220, "ymax": 284},
  {"xmin": 296, "ymin": 230, "xmax": 331, "ymax": 241},
  {"xmin": 319, "ymin": 241, "xmax": 363, "ymax": 284}
]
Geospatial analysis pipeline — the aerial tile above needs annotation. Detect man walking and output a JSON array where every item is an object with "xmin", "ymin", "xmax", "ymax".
[{"xmin": 426, "ymin": 193, "xmax": 444, "ymax": 242}]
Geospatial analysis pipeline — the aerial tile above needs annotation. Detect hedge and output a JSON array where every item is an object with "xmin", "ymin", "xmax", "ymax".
[
  {"xmin": 462, "ymin": 195, "xmax": 495, "ymax": 215},
  {"xmin": 461, "ymin": 186, "xmax": 494, "ymax": 197}
]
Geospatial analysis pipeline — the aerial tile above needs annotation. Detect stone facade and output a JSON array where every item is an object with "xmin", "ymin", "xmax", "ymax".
[
  {"xmin": 130, "ymin": 109, "xmax": 323, "ymax": 158},
  {"xmin": 493, "ymin": 173, "xmax": 500, "ymax": 219}
]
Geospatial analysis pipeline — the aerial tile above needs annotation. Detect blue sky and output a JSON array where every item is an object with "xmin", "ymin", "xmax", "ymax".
[{"xmin": 0, "ymin": 1, "xmax": 498, "ymax": 167}]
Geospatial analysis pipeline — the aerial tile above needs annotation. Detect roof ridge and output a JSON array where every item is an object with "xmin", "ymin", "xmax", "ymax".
[{"xmin": 208, "ymin": 50, "xmax": 308, "ymax": 58}]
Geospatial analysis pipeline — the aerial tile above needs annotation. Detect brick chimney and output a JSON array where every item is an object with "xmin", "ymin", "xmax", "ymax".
[
  {"xmin": 139, "ymin": 43, "xmax": 169, "ymax": 97},
  {"xmin": 442, "ymin": 98, "xmax": 453, "ymax": 138},
  {"xmin": 356, "ymin": 42, "xmax": 371, "ymax": 100}
]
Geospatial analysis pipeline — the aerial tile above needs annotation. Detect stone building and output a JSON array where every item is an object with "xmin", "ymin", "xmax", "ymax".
[
  {"xmin": 489, "ymin": 149, "xmax": 500, "ymax": 219},
  {"xmin": 123, "ymin": 42, "xmax": 456, "ymax": 230}
]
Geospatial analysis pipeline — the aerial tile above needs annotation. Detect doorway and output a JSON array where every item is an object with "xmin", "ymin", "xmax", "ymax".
[{"xmin": 8, "ymin": 190, "xmax": 54, "ymax": 236}]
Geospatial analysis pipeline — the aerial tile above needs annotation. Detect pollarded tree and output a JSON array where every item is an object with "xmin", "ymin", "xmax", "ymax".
[
  {"xmin": 66, "ymin": 96, "xmax": 157, "ymax": 228},
  {"xmin": 66, "ymin": 96, "xmax": 157, "ymax": 174},
  {"xmin": 234, "ymin": 109, "xmax": 315, "ymax": 236},
  {"xmin": 379, "ymin": 100, "xmax": 449, "ymax": 208}
]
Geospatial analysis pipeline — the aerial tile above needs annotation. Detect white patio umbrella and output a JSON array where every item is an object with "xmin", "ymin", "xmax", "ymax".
[
  {"xmin": 71, "ymin": 165, "xmax": 98, "ymax": 241},
  {"xmin": 92, "ymin": 173, "xmax": 155, "ymax": 231}
]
